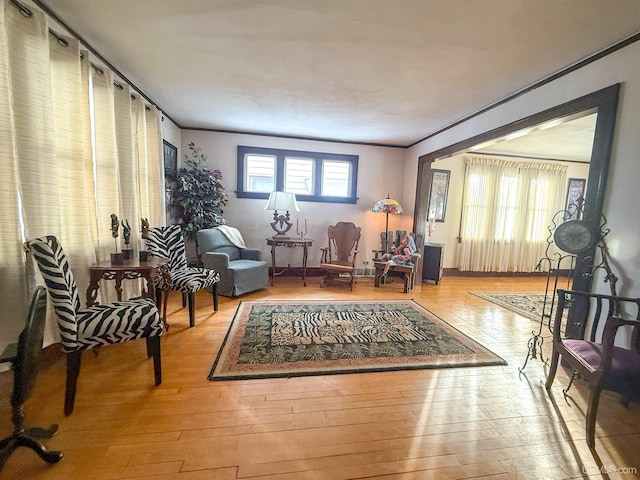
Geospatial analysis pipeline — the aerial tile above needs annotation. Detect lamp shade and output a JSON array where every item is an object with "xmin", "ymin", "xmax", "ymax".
[
  {"xmin": 372, "ymin": 195, "xmax": 403, "ymax": 253},
  {"xmin": 372, "ymin": 195, "xmax": 403, "ymax": 215},
  {"xmin": 264, "ymin": 191, "xmax": 300, "ymax": 212}
]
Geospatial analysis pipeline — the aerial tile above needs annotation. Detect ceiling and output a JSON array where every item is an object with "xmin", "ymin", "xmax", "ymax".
[
  {"xmin": 37, "ymin": 0, "xmax": 640, "ymax": 149},
  {"xmin": 469, "ymin": 112, "xmax": 598, "ymax": 162}
]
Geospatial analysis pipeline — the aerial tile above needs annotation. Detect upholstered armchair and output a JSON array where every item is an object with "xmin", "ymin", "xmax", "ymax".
[{"xmin": 197, "ymin": 226, "xmax": 269, "ymax": 297}]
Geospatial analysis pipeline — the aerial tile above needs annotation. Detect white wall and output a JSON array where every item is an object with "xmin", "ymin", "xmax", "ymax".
[
  {"xmin": 405, "ymin": 41, "xmax": 640, "ymax": 298},
  {"xmin": 161, "ymin": 114, "xmax": 181, "ymax": 158},
  {"xmin": 179, "ymin": 130, "xmax": 407, "ymax": 271}
]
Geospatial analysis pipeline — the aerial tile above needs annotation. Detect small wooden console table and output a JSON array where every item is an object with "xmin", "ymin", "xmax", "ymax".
[
  {"xmin": 86, "ymin": 257, "xmax": 169, "ymax": 307},
  {"xmin": 266, "ymin": 237, "xmax": 313, "ymax": 286}
]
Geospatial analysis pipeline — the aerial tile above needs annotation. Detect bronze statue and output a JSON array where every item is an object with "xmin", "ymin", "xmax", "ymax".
[
  {"xmin": 110, "ymin": 214, "xmax": 119, "ymax": 238},
  {"xmin": 121, "ymin": 219, "xmax": 131, "ymax": 246},
  {"xmin": 141, "ymin": 218, "xmax": 149, "ymax": 239}
]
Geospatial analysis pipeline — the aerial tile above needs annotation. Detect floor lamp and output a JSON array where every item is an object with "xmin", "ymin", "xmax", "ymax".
[{"xmin": 372, "ymin": 194, "xmax": 403, "ymax": 252}]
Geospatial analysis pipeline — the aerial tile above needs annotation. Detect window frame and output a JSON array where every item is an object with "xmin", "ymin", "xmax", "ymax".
[{"xmin": 237, "ymin": 145, "xmax": 358, "ymax": 204}]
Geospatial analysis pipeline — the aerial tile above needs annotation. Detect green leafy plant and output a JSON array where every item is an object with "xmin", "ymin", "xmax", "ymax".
[{"xmin": 173, "ymin": 142, "xmax": 228, "ymax": 241}]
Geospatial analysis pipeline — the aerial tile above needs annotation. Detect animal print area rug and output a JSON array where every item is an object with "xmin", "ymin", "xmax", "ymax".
[
  {"xmin": 470, "ymin": 292, "xmax": 548, "ymax": 322},
  {"xmin": 208, "ymin": 300, "xmax": 506, "ymax": 380}
]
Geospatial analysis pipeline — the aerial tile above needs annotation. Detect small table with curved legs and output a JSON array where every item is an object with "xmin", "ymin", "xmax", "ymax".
[
  {"xmin": 86, "ymin": 256, "xmax": 170, "ymax": 311},
  {"xmin": 266, "ymin": 237, "xmax": 313, "ymax": 286}
]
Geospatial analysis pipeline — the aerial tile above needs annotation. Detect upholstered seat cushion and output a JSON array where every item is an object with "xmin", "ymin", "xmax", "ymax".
[
  {"xmin": 563, "ymin": 339, "xmax": 640, "ymax": 379},
  {"xmin": 73, "ymin": 297, "xmax": 164, "ymax": 351},
  {"xmin": 152, "ymin": 266, "xmax": 220, "ymax": 293}
]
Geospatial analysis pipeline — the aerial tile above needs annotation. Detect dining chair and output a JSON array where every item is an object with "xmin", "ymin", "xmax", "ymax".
[
  {"xmin": 0, "ymin": 286, "xmax": 63, "ymax": 469},
  {"xmin": 24, "ymin": 236, "xmax": 165, "ymax": 415},
  {"xmin": 545, "ymin": 288, "xmax": 640, "ymax": 448},
  {"xmin": 146, "ymin": 225, "xmax": 220, "ymax": 327}
]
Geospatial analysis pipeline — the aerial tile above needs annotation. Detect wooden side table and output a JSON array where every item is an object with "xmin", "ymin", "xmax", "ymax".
[
  {"xmin": 86, "ymin": 256, "xmax": 169, "ymax": 308},
  {"xmin": 373, "ymin": 261, "xmax": 415, "ymax": 293},
  {"xmin": 266, "ymin": 237, "xmax": 313, "ymax": 286}
]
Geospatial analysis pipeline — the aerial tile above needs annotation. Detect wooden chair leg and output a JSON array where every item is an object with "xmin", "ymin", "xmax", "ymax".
[
  {"xmin": 182, "ymin": 292, "xmax": 187, "ymax": 308},
  {"xmin": 211, "ymin": 284, "xmax": 218, "ymax": 311},
  {"xmin": 586, "ymin": 386, "xmax": 603, "ymax": 448},
  {"xmin": 146, "ymin": 336, "xmax": 162, "ymax": 385},
  {"xmin": 545, "ymin": 349, "xmax": 560, "ymax": 391},
  {"xmin": 188, "ymin": 292, "xmax": 196, "ymax": 328},
  {"xmin": 64, "ymin": 351, "xmax": 82, "ymax": 416}
]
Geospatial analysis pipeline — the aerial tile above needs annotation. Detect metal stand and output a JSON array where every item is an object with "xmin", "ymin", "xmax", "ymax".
[{"xmin": 520, "ymin": 200, "xmax": 618, "ymax": 372}]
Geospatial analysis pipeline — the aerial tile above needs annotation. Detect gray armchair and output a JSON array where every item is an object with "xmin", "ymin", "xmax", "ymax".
[{"xmin": 197, "ymin": 227, "xmax": 269, "ymax": 297}]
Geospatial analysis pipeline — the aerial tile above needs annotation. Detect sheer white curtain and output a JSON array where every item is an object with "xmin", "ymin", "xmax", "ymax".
[
  {"xmin": 458, "ymin": 156, "xmax": 567, "ymax": 272},
  {"xmin": 0, "ymin": 0, "xmax": 165, "ymax": 352}
]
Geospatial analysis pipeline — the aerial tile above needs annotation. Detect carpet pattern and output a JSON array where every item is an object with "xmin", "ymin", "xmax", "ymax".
[
  {"xmin": 470, "ymin": 292, "xmax": 548, "ymax": 322},
  {"xmin": 209, "ymin": 300, "xmax": 506, "ymax": 380}
]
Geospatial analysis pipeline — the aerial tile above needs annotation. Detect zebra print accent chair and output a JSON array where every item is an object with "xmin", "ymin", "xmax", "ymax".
[
  {"xmin": 146, "ymin": 225, "xmax": 220, "ymax": 327},
  {"xmin": 24, "ymin": 236, "xmax": 165, "ymax": 416}
]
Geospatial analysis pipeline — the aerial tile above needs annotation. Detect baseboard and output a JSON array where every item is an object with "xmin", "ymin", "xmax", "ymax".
[{"xmin": 441, "ymin": 268, "xmax": 571, "ymax": 277}]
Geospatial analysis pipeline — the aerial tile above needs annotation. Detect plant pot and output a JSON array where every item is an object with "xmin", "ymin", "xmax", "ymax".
[
  {"xmin": 110, "ymin": 253, "xmax": 124, "ymax": 265},
  {"xmin": 122, "ymin": 248, "xmax": 134, "ymax": 260},
  {"xmin": 139, "ymin": 250, "xmax": 149, "ymax": 262}
]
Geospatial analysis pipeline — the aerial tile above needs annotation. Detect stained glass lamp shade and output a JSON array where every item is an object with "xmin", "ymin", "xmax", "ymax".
[{"xmin": 372, "ymin": 195, "xmax": 403, "ymax": 251}]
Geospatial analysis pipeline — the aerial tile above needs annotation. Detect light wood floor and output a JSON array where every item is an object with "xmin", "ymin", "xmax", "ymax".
[{"xmin": 1, "ymin": 276, "xmax": 639, "ymax": 479}]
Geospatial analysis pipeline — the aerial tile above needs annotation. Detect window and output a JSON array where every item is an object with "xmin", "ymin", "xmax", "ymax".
[
  {"xmin": 237, "ymin": 146, "xmax": 358, "ymax": 204},
  {"xmin": 458, "ymin": 156, "xmax": 567, "ymax": 272}
]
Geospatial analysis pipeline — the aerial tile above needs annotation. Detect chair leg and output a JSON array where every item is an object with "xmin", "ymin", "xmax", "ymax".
[
  {"xmin": 545, "ymin": 348, "xmax": 560, "ymax": 391},
  {"xmin": 586, "ymin": 386, "xmax": 603, "ymax": 448},
  {"xmin": 64, "ymin": 351, "xmax": 82, "ymax": 416},
  {"xmin": 212, "ymin": 284, "xmax": 218, "ymax": 312},
  {"xmin": 182, "ymin": 292, "xmax": 187, "ymax": 308},
  {"xmin": 163, "ymin": 289, "xmax": 169, "ymax": 322},
  {"xmin": 146, "ymin": 336, "xmax": 162, "ymax": 386},
  {"xmin": 188, "ymin": 292, "xmax": 196, "ymax": 327}
]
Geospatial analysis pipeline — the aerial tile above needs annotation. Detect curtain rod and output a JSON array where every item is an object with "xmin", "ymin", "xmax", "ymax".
[
  {"xmin": 9, "ymin": 0, "xmax": 152, "ymax": 114},
  {"xmin": 10, "ymin": 0, "xmax": 161, "ymax": 114}
]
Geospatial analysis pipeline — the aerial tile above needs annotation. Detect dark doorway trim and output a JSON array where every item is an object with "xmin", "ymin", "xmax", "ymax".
[{"xmin": 413, "ymin": 84, "xmax": 620, "ymax": 336}]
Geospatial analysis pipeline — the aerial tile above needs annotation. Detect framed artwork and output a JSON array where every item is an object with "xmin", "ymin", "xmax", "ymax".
[
  {"xmin": 163, "ymin": 140, "xmax": 177, "ymax": 178},
  {"xmin": 427, "ymin": 169, "xmax": 450, "ymax": 222},
  {"xmin": 564, "ymin": 177, "xmax": 586, "ymax": 221}
]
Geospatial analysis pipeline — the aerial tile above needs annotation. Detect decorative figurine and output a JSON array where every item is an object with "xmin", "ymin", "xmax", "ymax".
[
  {"xmin": 110, "ymin": 214, "xmax": 124, "ymax": 264},
  {"xmin": 139, "ymin": 218, "xmax": 150, "ymax": 262},
  {"xmin": 141, "ymin": 218, "xmax": 149, "ymax": 239},
  {"xmin": 121, "ymin": 219, "xmax": 133, "ymax": 259}
]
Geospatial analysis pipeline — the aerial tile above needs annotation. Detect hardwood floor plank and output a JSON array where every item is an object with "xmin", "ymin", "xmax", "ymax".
[{"xmin": 1, "ymin": 276, "xmax": 638, "ymax": 479}]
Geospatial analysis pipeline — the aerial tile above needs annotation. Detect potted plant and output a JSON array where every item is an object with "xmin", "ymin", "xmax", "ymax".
[{"xmin": 173, "ymin": 142, "xmax": 228, "ymax": 243}]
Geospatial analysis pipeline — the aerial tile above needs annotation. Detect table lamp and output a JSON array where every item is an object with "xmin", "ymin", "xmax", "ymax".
[{"xmin": 264, "ymin": 191, "xmax": 300, "ymax": 237}]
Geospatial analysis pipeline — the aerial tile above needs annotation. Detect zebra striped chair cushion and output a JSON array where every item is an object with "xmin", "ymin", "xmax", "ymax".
[
  {"xmin": 24, "ymin": 236, "xmax": 164, "ymax": 353},
  {"xmin": 146, "ymin": 225, "xmax": 220, "ymax": 293}
]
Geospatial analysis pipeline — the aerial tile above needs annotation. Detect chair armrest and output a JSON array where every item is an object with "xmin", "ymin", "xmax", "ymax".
[
  {"xmin": 240, "ymin": 248, "xmax": 262, "ymax": 261},
  {"xmin": 600, "ymin": 316, "xmax": 640, "ymax": 373},
  {"xmin": 320, "ymin": 247, "xmax": 329, "ymax": 263},
  {"xmin": 200, "ymin": 252, "xmax": 230, "ymax": 271}
]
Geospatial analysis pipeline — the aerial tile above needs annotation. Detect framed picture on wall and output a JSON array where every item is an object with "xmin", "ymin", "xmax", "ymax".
[
  {"xmin": 564, "ymin": 177, "xmax": 586, "ymax": 221},
  {"xmin": 427, "ymin": 169, "xmax": 450, "ymax": 222},
  {"xmin": 163, "ymin": 140, "xmax": 177, "ymax": 178}
]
